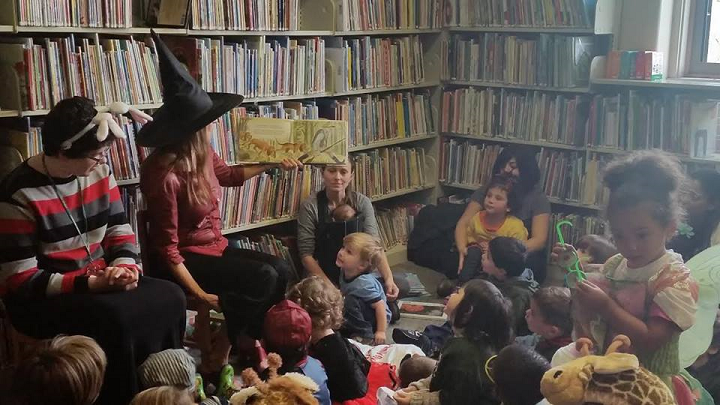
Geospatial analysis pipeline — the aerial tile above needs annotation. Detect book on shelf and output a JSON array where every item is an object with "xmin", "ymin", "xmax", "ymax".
[
  {"xmin": 351, "ymin": 146, "xmax": 428, "ymax": 198},
  {"xmin": 438, "ymin": 138, "xmax": 501, "ymax": 186},
  {"xmin": 548, "ymin": 212, "xmax": 607, "ymax": 253},
  {"xmin": 14, "ymin": 0, "xmax": 133, "ymax": 28},
  {"xmin": 320, "ymin": 90, "xmax": 435, "ymax": 148},
  {"xmin": 587, "ymin": 91, "xmax": 720, "ymax": 158},
  {"xmin": 444, "ymin": 33, "xmax": 595, "ymax": 88},
  {"xmin": 120, "ymin": 186, "xmax": 143, "ymax": 247},
  {"xmin": 145, "ymin": 0, "xmax": 191, "ymax": 27},
  {"xmin": 325, "ymin": 35, "xmax": 425, "ymax": 93},
  {"xmin": 189, "ymin": 0, "xmax": 299, "ymax": 30},
  {"xmin": 443, "ymin": 0, "xmax": 596, "ymax": 28},
  {"xmin": 219, "ymin": 166, "xmax": 323, "ymax": 230},
  {"xmin": 0, "ymin": 124, "xmax": 42, "ymax": 160},
  {"xmin": 605, "ymin": 50, "xmax": 663, "ymax": 81},
  {"xmin": 0, "ymin": 36, "xmax": 162, "ymax": 111},
  {"xmin": 335, "ymin": 0, "xmax": 442, "ymax": 31},
  {"xmin": 537, "ymin": 148, "xmax": 585, "ymax": 202},
  {"xmin": 163, "ymin": 35, "xmax": 325, "ymax": 98},
  {"xmin": 441, "ymin": 87, "xmax": 588, "ymax": 145},
  {"xmin": 228, "ymin": 233, "xmax": 300, "ymax": 277},
  {"xmin": 376, "ymin": 203, "xmax": 423, "ymax": 249}
]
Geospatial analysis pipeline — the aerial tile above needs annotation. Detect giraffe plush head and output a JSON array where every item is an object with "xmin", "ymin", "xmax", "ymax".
[{"xmin": 540, "ymin": 335, "xmax": 674, "ymax": 405}]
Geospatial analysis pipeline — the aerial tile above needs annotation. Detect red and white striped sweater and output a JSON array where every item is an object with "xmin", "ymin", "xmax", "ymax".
[{"xmin": 0, "ymin": 162, "xmax": 140, "ymax": 298}]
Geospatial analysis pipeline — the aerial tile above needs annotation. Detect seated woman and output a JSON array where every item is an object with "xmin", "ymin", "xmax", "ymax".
[
  {"xmin": 455, "ymin": 146, "xmax": 551, "ymax": 283},
  {"xmin": 0, "ymin": 96, "xmax": 186, "ymax": 405},
  {"xmin": 139, "ymin": 32, "xmax": 297, "ymax": 379},
  {"xmin": 296, "ymin": 162, "xmax": 405, "ymax": 301}
]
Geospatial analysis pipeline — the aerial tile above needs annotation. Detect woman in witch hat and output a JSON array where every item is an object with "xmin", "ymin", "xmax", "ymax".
[
  {"xmin": 138, "ymin": 31, "xmax": 300, "ymax": 389},
  {"xmin": 0, "ymin": 96, "xmax": 187, "ymax": 405}
]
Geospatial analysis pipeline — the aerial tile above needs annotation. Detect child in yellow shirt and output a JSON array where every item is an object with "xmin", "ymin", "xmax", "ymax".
[{"xmin": 458, "ymin": 175, "xmax": 528, "ymax": 283}]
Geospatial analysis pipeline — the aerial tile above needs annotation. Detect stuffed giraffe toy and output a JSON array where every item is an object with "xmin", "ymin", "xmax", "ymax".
[
  {"xmin": 540, "ymin": 335, "xmax": 675, "ymax": 405},
  {"xmin": 229, "ymin": 353, "xmax": 319, "ymax": 405}
]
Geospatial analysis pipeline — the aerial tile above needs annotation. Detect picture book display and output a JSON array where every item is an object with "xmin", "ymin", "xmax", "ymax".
[
  {"xmin": 398, "ymin": 300, "xmax": 447, "ymax": 320},
  {"xmin": 233, "ymin": 117, "xmax": 348, "ymax": 164}
]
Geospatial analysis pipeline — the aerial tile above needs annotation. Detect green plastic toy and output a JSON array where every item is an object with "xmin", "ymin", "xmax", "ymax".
[{"xmin": 555, "ymin": 220, "xmax": 586, "ymax": 287}]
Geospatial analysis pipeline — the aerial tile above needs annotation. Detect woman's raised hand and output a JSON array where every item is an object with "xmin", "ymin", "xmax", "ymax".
[{"xmin": 278, "ymin": 158, "xmax": 303, "ymax": 170}]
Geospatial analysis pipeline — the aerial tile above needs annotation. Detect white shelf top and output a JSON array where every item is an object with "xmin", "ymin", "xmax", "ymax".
[
  {"xmin": 336, "ymin": 28, "xmax": 442, "ymax": 36},
  {"xmin": 0, "ymin": 25, "xmax": 14, "ymax": 33},
  {"xmin": 443, "ymin": 132, "xmax": 585, "ymax": 151},
  {"xmin": 0, "ymin": 110, "xmax": 19, "ymax": 118},
  {"xmin": 221, "ymin": 216, "xmax": 296, "ymax": 235},
  {"xmin": 591, "ymin": 77, "xmax": 720, "ymax": 91},
  {"xmin": 188, "ymin": 29, "xmax": 334, "ymax": 37},
  {"xmin": 243, "ymin": 92, "xmax": 331, "ymax": 103},
  {"xmin": 447, "ymin": 26, "xmax": 594, "ymax": 34},
  {"xmin": 116, "ymin": 178, "xmax": 140, "ymax": 186},
  {"xmin": 349, "ymin": 134, "xmax": 436, "ymax": 153},
  {"xmin": 333, "ymin": 82, "xmax": 440, "ymax": 97},
  {"xmin": 369, "ymin": 184, "xmax": 436, "ymax": 202},
  {"xmin": 446, "ymin": 80, "xmax": 590, "ymax": 93}
]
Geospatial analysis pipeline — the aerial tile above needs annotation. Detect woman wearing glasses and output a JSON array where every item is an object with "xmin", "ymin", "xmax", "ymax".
[{"xmin": 0, "ymin": 96, "xmax": 187, "ymax": 405}]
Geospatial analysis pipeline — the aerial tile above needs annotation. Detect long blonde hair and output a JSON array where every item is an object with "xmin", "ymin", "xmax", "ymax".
[{"xmin": 160, "ymin": 130, "xmax": 213, "ymax": 206}]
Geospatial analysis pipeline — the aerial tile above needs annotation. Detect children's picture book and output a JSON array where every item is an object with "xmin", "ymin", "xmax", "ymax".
[
  {"xmin": 233, "ymin": 117, "xmax": 348, "ymax": 164},
  {"xmin": 398, "ymin": 300, "xmax": 447, "ymax": 320}
]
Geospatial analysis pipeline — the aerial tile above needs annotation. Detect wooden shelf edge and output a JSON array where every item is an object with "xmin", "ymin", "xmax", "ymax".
[
  {"xmin": 333, "ymin": 82, "xmax": 440, "ymax": 97},
  {"xmin": 591, "ymin": 77, "xmax": 720, "ymax": 91},
  {"xmin": 349, "ymin": 134, "xmax": 436, "ymax": 152},
  {"xmin": 447, "ymin": 26, "xmax": 594, "ymax": 34},
  {"xmin": 441, "ymin": 132, "xmax": 584, "ymax": 151},
  {"xmin": 188, "ymin": 29, "xmax": 334, "ymax": 36},
  {"xmin": 0, "ymin": 110, "xmax": 19, "ymax": 118},
  {"xmin": 369, "ymin": 184, "xmax": 436, "ymax": 202},
  {"xmin": 445, "ymin": 80, "xmax": 590, "ymax": 93},
  {"xmin": 441, "ymin": 182, "xmax": 604, "ymax": 210},
  {"xmin": 221, "ymin": 216, "xmax": 297, "ymax": 235},
  {"xmin": 117, "ymin": 178, "xmax": 140, "ymax": 186},
  {"xmin": 335, "ymin": 28, "xmax": 441, "ymax": 36}
]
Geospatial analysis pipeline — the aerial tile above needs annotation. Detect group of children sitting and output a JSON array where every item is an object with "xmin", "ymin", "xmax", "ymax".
[{"xmin": 7, "ymin": 149, "xmax": 720, "ymax": 405}]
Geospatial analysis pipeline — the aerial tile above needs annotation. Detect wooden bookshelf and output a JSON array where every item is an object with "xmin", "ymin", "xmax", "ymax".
[
  {"xmin": 349, "ymin": 134, "xmax": 436, "ymax": 153},
  {"xmin": 448, "ymin": 26, "xmax": 594, "ymax": 34},
  {"xmin": 444, "ymin": 80, "xmax": 591, "ymax": 94},
  {"xmin": 0, "ymin": 25, "xmax": 13, "ymax": 32},
  {"xmin": 332, "ymin": 82, "xmax": 441, "ymax": 97},
  {"xmin": 336, "ymin": 28, "xmax": 442, "ymax": 36},
  {"xmin": 187, "ymin": 29, "xmax": 335, "ymax": 37},
  {"xmin": 442, "ymin": 133, "xmax": 586, "ymax": 151},
  {"xmin": 0, "ymin": 110, "xmax": 19, "ymax": 118},
  {"xmin": 116, "ymin": 178, "xmax": 140, "ymax": 187},
  {"xmin": 369, "ymin": 183, "xmax": 437, "ymax": 202},
  {"xmin": 221, "ymin": 216, "xmax": 297, "ymax": 235}
]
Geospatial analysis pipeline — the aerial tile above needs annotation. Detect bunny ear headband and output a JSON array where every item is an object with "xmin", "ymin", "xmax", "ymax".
[{"xmin": 60, "ymin": 101, "xmax": 153, "ymax": 151}]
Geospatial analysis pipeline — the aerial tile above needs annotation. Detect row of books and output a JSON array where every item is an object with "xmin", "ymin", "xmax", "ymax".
[
  {"xmin": 443, "ymin": 0, "xmax": 596, "ymax": 28},
  {"xmin": 605, "ymin": 50, "xmax": 663, "ymax": 81},
  {"xmin": 537, "ymin": 148, "xmax": 585, "ymax": 202},
  {"xmin": 190, "ymin": 0, "xmax": 299, "ymax": 31},
  {"xmin": 322, "ymin": 91, "xmax": 435, "ymax": 147},
  {"xmin": 351, "ymin": 146, "xmax": 428, "ymax": 198},
  {"xmin": 438, "ymin": 139, "xmax": 501, "ymax": 186},
  {"xmin": 443, "ymin": 34, "xmax": 594, "ymax": 88},
  {"xmin": 441, "ymin": 87, "xmax": 588, "ymax": 145},
  {"xmin": 229, "ymin": 234, "xmax": 299, "ymax": 278},
  {"xmin": 166, "ymin": 36, "xmax": 325, "ymax": 99},
  {"xmin": 0, "ymin": 124, "xmax": 43, "ymax": 160},
  {"xmin": 326, "ymin": 35, "xmax": 425, "ymax": 92},
  {"xmin": 0, "ymin": 36, "xmax": 161, "ymax": 111},
  {"xmin": 120, "ymin": 186, "xmax": 143, "ymax": 245},
  {"xmin": 15, "ymin": 0, "xmax": 132, "ymax": 28},
  {"xmin": 335, "ymin": 0, "xmax": 442, "ymax": 31},
  {"xmin": 548, "ymin": 212, "xmax": 608, "ymax": 253},
  {"xmin": 587, "ymin": 91, "xmax": 720, "ymax": 157},
  {"xmin": 376, "ymin": 204, "xmax": 422, "ymax": 249},
  {"xmin": 219, "ymin": 167, "xmax": 323, "ymax": 230}
]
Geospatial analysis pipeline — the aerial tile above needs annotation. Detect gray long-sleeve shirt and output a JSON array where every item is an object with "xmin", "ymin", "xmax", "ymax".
[{"xmin": 296, "ymin": 190, "xmax": 380, "ymax": 258}]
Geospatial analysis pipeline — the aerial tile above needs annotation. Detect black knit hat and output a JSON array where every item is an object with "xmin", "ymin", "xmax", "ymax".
[{"xmin": 136, "ymin": 30, "xmax": 244, "ymax": 148}]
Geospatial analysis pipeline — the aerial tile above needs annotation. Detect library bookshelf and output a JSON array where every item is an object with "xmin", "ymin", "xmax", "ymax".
[{"xmin": 0, "ymin": 0, "xmax": 446, "ymax": 266}]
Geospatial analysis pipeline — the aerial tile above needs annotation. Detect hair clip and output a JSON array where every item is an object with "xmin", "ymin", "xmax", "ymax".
[{"xmin": 61, "ymin": 101, "xmax": 153, "ymax": 150}]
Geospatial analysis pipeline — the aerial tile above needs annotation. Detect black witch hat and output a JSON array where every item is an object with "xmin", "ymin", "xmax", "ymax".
[{"xmin": 136, "ymin": 30, "xmax": 244, "ymax": 148}]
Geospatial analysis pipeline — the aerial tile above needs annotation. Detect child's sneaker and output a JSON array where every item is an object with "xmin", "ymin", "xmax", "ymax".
[{"xmin": 217, "ymin": 364, "xmax": 238, "ymax": 399}]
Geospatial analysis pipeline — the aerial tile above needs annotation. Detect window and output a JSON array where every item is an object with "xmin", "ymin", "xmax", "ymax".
[{"xmin": 689, "ymin": 0, "xmax": 720, "ymax": 76}]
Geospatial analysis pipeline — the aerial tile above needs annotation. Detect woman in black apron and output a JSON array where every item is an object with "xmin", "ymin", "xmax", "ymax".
[{"xmin": 296, "ymin": 162, "xmax": 407, "ymax": 301}]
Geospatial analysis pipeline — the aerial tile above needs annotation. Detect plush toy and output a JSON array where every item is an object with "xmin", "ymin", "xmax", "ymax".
[
  {"xmin": 540, "ymin": 335, "xmax": 675, "ymax": 405},
  {"xmin": 230, "ymin": 353, "xmax": 319, "ymax": 405}
]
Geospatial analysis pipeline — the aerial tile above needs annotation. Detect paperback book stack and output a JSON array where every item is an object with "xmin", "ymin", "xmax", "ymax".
[
  {"xmin": 351, "ymin": 146, "xmax": 427, "ymax": 198},
  {"xmin": 190, "ymin": 0, "xmax": 299, "ymax": 30},
  {"xmin": 15, "ymin": 0, "xmax": 133, "ymax": 28},
  {"xmin": 335, "ymin": 0, "xmax": 442, "ymax": 31},
  {"xmin": 0, "ymin": 36, "xmax": 162, "ymax": 111},
  {"xmin": 164, "ymin": 36, "xmax": 325, "ymax": 99},
  {"xmin": 326, "ymin": 35, "xmax": 425, "ymax": 92},
  {"xmin": 322, "ymin": 91, "xmax": 435, "ymax": 148},
  {"xmin": 444, "ymin": 34, "xmax": 594, "ymax": 88}
]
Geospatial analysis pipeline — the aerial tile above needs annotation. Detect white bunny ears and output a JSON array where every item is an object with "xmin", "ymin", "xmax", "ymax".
[{"xmin": 60, "ymin": 101, "xmax": 154, "ymax": 150}]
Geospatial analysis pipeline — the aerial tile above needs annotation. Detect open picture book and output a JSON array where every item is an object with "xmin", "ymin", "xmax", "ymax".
[{"xmin": 233, "ymin": 117, "xmax": 349, "ymax": 164}]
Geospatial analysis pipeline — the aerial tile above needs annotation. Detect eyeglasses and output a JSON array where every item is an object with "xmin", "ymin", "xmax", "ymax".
[{"xmin": 85, "ymin": 148, "xmax": 109, "ymax": 164}]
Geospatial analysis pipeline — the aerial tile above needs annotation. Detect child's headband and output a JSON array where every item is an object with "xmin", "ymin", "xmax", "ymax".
[{"xmin": 61, "ymin": 101, "xmax": 153, "ymax": 151}]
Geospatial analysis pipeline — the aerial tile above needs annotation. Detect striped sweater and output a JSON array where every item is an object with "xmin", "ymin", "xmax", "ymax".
[{"xmin": 0, "ymin": 162, "xmax": 140, "ymax": 298}]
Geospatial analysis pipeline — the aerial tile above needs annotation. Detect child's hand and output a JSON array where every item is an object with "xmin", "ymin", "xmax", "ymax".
[
  {"xmin": 552, "ymin": 243, "xmax": 582, "ymax": 269},
  {"xmin": 457, "ymin": 246, "xmax": 468, "ymax": 272},
  {"xmin": 575, "ymin": 280, "xmax": 610, "ymax": 312},
  {"xmin": 394, "ymin": 390, "xmax": 413, "ymax": 405},
  {"xmin": 373, "ymin": 331, "xmax": 386, "ymax": 345}
]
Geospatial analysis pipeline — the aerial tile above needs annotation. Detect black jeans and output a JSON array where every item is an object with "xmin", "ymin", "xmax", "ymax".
[{"xmin": 183, "ymin": 247, "xmax": 289, "ymax": 340}]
